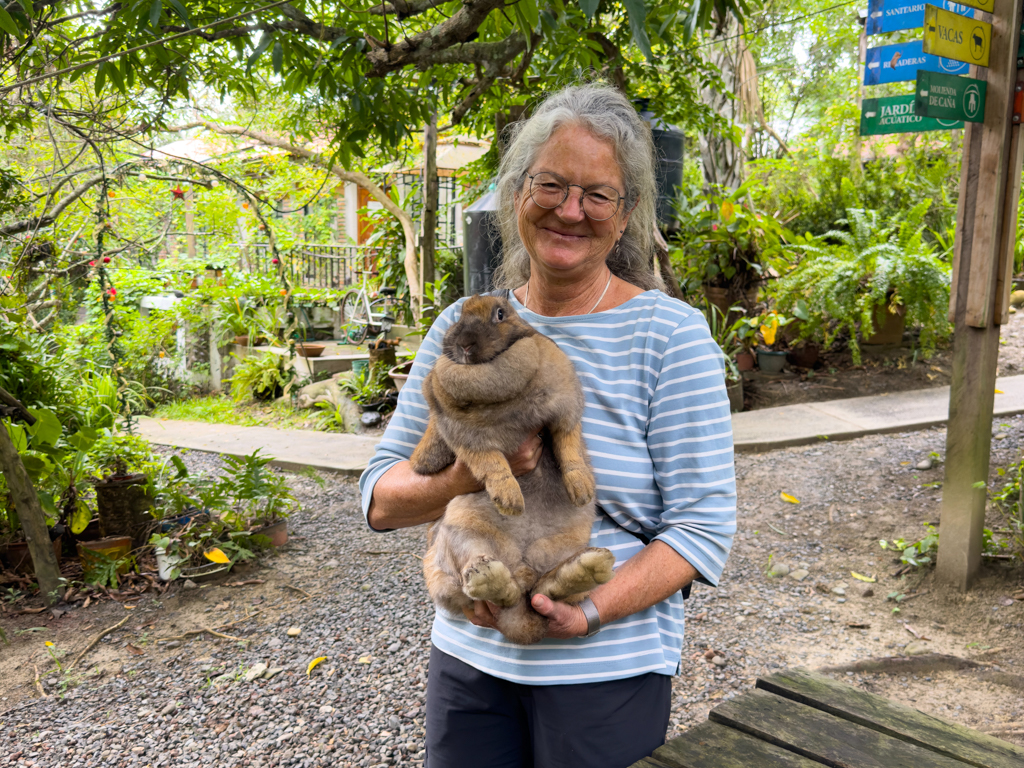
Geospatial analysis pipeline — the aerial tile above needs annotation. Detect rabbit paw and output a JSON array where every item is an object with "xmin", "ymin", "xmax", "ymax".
[
  {"xmin": 562, "ymin": 466, "xmax": 595, "ymax": 507},
  {"xmin": 462, "ymin": 557, "xmax": 520, "ymax": 608},
  {"xmin": 489, "ymin": 478, "xmax": 525, "ymax": 517},
  {"xmin": 534, "ymin": 548, "xmax": 616, "ymax": 602}
]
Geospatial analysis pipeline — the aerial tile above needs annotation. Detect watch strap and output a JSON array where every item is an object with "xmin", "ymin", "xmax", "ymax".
[{"xmin": 579, "ymin": 596, "xmax": 602, "ymax": 637}]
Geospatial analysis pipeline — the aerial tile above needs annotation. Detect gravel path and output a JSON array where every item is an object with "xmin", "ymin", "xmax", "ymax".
[{"xmin": 3, "ymin": 426, "xmax": 1024, "ymax": 767}]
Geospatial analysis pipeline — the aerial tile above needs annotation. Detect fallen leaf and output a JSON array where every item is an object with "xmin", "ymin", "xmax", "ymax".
[
  {"xmin": 204, "ymin": 548, "xmax": 230, "ymax": 564},
  {"xmin": 692, "ymin": 612, "xmax": 708, "ymax": 622},
  {"xmin": 1000, "ymin": 597, "xmax": 1015, "ymax": 607},
  {"xmin": 780, "ymin": 492, "xmax": 800, "ymax": 504},
  {"xmin": 16, "ymin": 607, "xmax": 47, "ymax": 615},
  {"xmin": 1012, "ymin": 592, "xmax": 1024, "ymax": 601},
  {"xmin": 83, "ymin": 596, "xmax": 91, "ymax": 609},
  {"xmin": 126, "ymin": 644, "xmax": 145, "ymax": 656},
  {"xmin": 851, "ymin": 572, "xmax": 876, "ymax": 583},
  {"xmin": 214, "ymin": 602, "xmax": 230, "ymax": 611},
  {"xmin": 307, "ymin": 656, "xmax": 328, "ymax": 677},
  {"xmin": 225, "ymin": 579, "xmax": 265, "ymax": 587},
  {"xmin": 123, "ymin": 604, "xmax": 135, "ymax": 610},
  {"xmin": 846, "ymin": 622, "xmax": 871, "ymax": 629},
  {"xmin": 996, "ymin": 389, "xmax": 1005, "ymax": 394},
  {"xmin": 357, "ymin": 655, "xmax": 372, "ymax": 664},
  {"xmin": 903, "ymin": 623, "xmax": 930, "ymax": 641},
  {"xmin": 900, "ymin": 461, "xmax": 910, "ymax": 466}
]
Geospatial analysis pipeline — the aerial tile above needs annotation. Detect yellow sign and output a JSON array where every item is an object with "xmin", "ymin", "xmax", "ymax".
[
  {"xmin": 923, "ymin": 4, "xmax": 990, "ymax": 67},
  {"xmin": 959, "ymin": 0, "xmax": 994, "ymax": 12}
]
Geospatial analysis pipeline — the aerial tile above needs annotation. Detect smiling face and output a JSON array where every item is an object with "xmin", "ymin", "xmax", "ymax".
[{"xmin": 515, "ymin": 123, "xmax": 632, "ymax": 282}]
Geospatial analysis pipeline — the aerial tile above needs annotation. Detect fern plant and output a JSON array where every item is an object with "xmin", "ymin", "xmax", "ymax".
[
  {"xmin": 772, "ymin": 202, "xmax": 951, "ymax": 364},
  {"xmin": 227, "ymin": 351, "xmax": 296, "ymax": 403}
]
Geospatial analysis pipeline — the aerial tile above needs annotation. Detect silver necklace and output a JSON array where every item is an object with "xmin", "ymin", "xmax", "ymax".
[{"xmin": 523, "ymin": 271, "xmax": 612, "ymax": 315}]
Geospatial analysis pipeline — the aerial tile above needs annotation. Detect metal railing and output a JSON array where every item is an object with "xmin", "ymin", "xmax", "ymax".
[{"xmin": 237, "ymin": 243, "xmax": 379, "ymax": 289}]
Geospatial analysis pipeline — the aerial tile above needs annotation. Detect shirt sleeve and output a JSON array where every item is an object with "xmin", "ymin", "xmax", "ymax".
[
  {"xmin": 358, "ymin": 300, "xmax": 464, "ymax": 527},
  {"xmin": 647, "ymin": 307, "xmax": 737, "ymax": 586}
]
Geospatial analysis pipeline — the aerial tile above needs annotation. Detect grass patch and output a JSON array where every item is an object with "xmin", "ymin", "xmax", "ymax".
[{"xmin": 151, "ymin": 396, "xmax": 317, "ymax": 430}]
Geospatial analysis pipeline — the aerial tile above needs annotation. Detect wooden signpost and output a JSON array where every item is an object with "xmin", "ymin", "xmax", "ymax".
[{"xmin": 937, "ymin": 0, "xmax": 1024, "ymax": 590}]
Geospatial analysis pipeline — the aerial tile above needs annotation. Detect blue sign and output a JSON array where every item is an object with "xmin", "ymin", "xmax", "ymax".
[
  {"xmin": 866, "ymin": 0, "xmax": 975, "ymax": 35},
  {"xmin": 864, "ymin": 40, "xmax": 969, "ymax": 84}
]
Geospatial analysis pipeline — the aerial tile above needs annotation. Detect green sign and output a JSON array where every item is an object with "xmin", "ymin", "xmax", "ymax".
[
  {"xmin": 915, "ymin": 70, "xmax": 986, "ymax": 122},
  {"xmin": 923, "ymin": 4, "xmax": 991, "ymax": 67},
  {"xmin": 860, "ymin": 95, "xmax": 964, "ymax": 135}
]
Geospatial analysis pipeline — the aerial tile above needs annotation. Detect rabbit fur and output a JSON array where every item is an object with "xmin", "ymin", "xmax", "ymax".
[{"xmin": 411, "ymin": 294, "xmax": 615, "ymax": 644}]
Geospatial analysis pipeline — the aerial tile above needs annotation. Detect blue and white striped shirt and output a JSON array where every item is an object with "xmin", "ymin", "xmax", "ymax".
[{"xmin": 359, "ymin": 290, "xmax": 736, "ymax": 685}]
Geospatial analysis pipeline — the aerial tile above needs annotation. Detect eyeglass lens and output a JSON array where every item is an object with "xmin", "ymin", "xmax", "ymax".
[{"xmin": 529, "ymin": 172, "xmax": 622, "ymax": 221}]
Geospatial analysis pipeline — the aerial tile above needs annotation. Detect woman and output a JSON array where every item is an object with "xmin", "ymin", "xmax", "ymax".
[{"xmin": 360, "ymin": 84, "xmax": 736, "ymax": 767}]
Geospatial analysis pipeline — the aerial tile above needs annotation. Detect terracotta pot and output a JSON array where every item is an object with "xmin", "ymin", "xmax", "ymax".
[
  {"xmin": 296, "ymin": 343, "xmax": 326, "ymax": 358},
  {"xmin": 254, "ymin": 519, "xmax": 288, "ymax": 547},
  {"xmin": 726, "ymin": 378, "xmax": 744, "ymax": 413},
  {"xmin": 864, "ymin": 303, "xmax": 906, "ymax": 345},
  {"xmin": 787, "ymin": 343, "xmax": 820, "ymax": 369},
  {"xmin": 703, "ymin": 286, "xmax": 730, "ymax": 319},
  {"xmin": 95, "ymin": 473, "xmax": 153, "ymax": 547},
  {"xmin": 6, "ymin": 538, "xmax": 63, "ymax": 575},
  {"xmin": 757, "ymin": 350, "xmax": 787, "ymax": 374},
  {"xmin": 389, "ymin": 361, "xmax": 413, "ymax": 392},
  {"xmin": 233, "ymin": 335, "xmax": 250, "ymax": 346},
  {"xmin": 735, "ymin": 351, "xmax": 755, "ymax": 371},
  {"xmin": 78, "ymin": 536, "xmax": 133, "ymax": 581}
]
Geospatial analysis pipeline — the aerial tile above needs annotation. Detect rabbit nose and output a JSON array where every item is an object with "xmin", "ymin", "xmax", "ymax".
[{"xmin": 460, "ymin": 344, "xmax": 473, "ymax": 357}]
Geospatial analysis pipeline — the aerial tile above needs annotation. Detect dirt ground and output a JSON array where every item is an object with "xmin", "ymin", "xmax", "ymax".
[
  {"xmin": 3, "ymin": 416, "xmax": 1024, "ymax": 756},
  {"xmin": 743, "ymin": 305, "xmax": 1024, "ymax": 411}
]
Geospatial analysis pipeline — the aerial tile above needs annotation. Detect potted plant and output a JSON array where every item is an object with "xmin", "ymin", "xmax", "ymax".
[
  {"xmin": 746, "ymin": 311, "xmax": 795, "ymax": 374},
  {"xmin": 339, "ymin": 363, "xmax": 394, "ymax": 412},
  {"xmin": 227, "ymin": 350, "xmax": 296, "ymax": 402},
  {"xmin": 217, "ymin": 451, "xmax": 298, "ymax": 546},
  {"xmin": 772, "ymin": 203, "xmax": 951, "ymax": 364},
  {"xmin": 671, "ymin": 185, "xmax": 790, "ymax": 313},
  {"xmin": 214, "ymin": 298, "xmax": 254, "ymax": 346},
  {"xmin": 90, "ymin": 431, "xmax": 157, "ymax": 546}
]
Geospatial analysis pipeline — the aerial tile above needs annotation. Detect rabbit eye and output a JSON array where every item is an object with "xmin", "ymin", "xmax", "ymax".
[{"xmin": 496, "ymin": 309, "xmax": 504, "ymax": 321}]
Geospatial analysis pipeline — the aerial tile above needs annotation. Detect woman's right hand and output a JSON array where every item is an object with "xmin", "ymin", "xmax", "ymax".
[{"xmin": 507, "ymin": 432, "xmax": 543, "ymax": 476}]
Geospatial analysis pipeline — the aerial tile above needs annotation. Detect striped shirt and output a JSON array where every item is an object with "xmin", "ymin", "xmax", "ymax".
[{"xmin": 359, "ymin": 290, "xmax": 736, "ymax": 685}]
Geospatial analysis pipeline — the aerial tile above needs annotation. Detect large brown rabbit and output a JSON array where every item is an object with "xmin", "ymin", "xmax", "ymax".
[{"xmin": 411, "ymin": 294, "xmax": 615, "ymax": 644}]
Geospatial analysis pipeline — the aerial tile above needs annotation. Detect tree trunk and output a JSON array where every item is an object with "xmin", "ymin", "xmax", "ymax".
[
  {"xmin": 421, "ymin": 113, "xmax": 438, "ymax": 302},
  {"xmin": 700, "ymin": 14, "xmax": 746, "ymax": 191},
  {"xmin": 0, "ymin": 422, "xmax": 62, "ymax": 606}
]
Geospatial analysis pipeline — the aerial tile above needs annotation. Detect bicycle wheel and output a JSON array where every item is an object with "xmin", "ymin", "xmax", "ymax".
[{"xmin": 340, "ymin": 291, "xmax": 368, "ymax": 344}]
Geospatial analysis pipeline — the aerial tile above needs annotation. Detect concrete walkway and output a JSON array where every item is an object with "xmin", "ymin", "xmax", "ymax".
[
  {"xmin": 732, "ymin": 373, "xmax": 1024, "ymax": 452},
  {"xmin": 137, "ymin": 375, "xmax": 1024, "ymax": 474}
]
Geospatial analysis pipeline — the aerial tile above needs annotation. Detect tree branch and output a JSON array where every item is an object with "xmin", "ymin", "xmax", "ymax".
[
  {"xmin": 0, "ymin": 174, "xmax": 104, "ymax": 236},
  {"xmin": 364, "ymin": 0, "xmax": 507, "ymax": 76}
]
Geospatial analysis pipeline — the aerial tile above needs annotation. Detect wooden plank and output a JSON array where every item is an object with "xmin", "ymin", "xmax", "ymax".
[
  {"xmin": 758, "ymin": 668, "xmax": 1024, "ymax": 768},
  {"xmin": 709, "ymin": 688, "xmax": 974, "ymax": 768},
  {"xmin": 994, "ymin": 119, "xmax": 1023, "ymax": 324},
  {"xmin": 652, "ymin": 721, "xmax": 825, "ymax": 768},
  {"xmin": 965, "ymin": 0, "xmax": 1020, "ymax": 327}
]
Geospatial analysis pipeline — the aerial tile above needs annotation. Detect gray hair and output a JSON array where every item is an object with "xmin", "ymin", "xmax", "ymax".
[{"xmin": 493, "ymin": 84, "xmax": 662, "ymax": 292}]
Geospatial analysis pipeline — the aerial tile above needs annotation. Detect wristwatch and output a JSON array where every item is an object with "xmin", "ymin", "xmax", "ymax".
[{"xmin": 579, "ymin": 596, "xmax": 602, "ymax": 637}]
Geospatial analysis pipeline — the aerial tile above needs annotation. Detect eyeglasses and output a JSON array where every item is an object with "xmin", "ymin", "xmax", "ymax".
[{"xmin": 526, "ymin": 172, "xmax": 625, "ymax": 221}]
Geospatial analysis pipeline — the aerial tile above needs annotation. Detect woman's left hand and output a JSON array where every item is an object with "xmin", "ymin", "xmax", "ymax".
[{"xmin": 463, "ymin": 595, "xmax": 588, "ymax": 639}]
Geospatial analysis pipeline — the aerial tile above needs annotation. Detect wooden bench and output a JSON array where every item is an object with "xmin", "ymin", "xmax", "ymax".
[{"xmin": 631, "ymin": 667, "xmax": 1024, "ymax": 768}]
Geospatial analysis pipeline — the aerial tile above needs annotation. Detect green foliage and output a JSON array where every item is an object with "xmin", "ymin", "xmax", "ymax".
[
  {"xmin": 339, "ymin": 364, "xmax": 391, "ymax": 406},
  {"xmin": 228, "ymin": 351, "xmax": 296, "ymax": 403},
  {"xmin": 670, "ymin": 183, "xmax": 792, "ymax": 300},
  {"xmin": 218, "ymin": 450, "xmax": 298, "ymax": 527},
  {"xmin": 771, "ymin": 204, "xmax": 951, "ymax": 364},
  {"xmin": 880, "ymin": 524, "xmax": 940, "ymax": 567}
]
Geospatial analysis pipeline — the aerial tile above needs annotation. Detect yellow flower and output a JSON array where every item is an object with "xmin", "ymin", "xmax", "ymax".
[
  {"xmin": 759, "ymin": 314, "xmax": 779, "ymax": 346},
  {"xmin": 45, "ymin": 641, "xmax": 54, "ymax": 647}
]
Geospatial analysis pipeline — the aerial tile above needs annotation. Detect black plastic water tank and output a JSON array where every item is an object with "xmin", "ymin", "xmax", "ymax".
[
  {"xmin": 638, "ymin": 105, "xmax": 685, "ymax": 234},
  {"xmin": 462, "ymin": 185, "xmax": 502, "ymax": 296}
]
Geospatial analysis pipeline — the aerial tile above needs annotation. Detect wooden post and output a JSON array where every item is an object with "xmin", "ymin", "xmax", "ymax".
[
  {"xmin": 421, "ymin": 114, "xmax": 438, "ymax": 303},
  {"xmin": 851, "ymin": 18, "xmax": 867, "ymax": 178},
  {"xmin": 0, "ymin": 421, "xmax": 62, "ymax": 606},
  {"xmin": 937, "ymin": 0, "xmax": 1024, "ymax": 590},
  {"xmin": 184, "ymin": 186, "xmax": 197, "ymax": 259}
]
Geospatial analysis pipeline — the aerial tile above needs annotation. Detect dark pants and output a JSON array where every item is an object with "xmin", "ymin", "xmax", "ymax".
[{"xmin": 425, "ymin": 645, "xmax": 671, "ymax": 768}]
